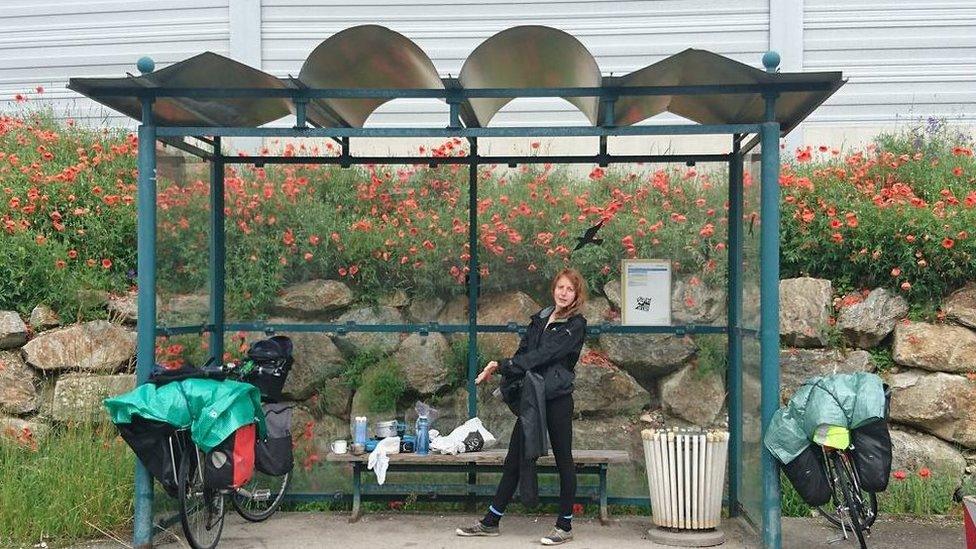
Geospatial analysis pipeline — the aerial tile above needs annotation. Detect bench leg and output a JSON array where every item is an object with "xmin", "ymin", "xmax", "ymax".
[
  {"xmin": 466, "ymin": 469, "xmax": 477, "ymax": 512},
  {"xmin": 350, "ymin": 463, "xmax": 362, "ymax": 523},
  {"xmin": 598, "ymin": 463, "xmax": 609, "ymax": 525}
]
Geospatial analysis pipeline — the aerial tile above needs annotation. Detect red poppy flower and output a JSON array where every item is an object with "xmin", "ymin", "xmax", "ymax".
[
  {"xmin": 942, "ymin": 237, "xmax": 955, "ymax": 249},
  {"xmin": 893, "ymin": 470, "xmax": 907, "ymax": 480},
  {"xmin": 918, "ymin": 467, "xmax": 931, "ymax": 478},
  {"xmin": 101, "ymin": 258, "xmax": 112, "ymax": 269},
  {"xmin": 952, "ymin": 166, "xmax": 964, "ymax": 177}
]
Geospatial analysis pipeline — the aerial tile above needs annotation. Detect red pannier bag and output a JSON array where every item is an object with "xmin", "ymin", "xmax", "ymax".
[{"xmin": 205, "ymin": 423, "xmax": 256, "ymax": 490}]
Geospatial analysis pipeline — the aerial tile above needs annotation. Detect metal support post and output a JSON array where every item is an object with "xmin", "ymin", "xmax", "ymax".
[
  {"xmin": 727, "ymin": 134, "xmax": 744, "ymax": 517},
  {"xmin": 208, "ymin": 137, "xmax": 225, "ymax": 364},
  {"xmin": 466, "ymin": 138, "xmax": 479, "ymax": 419}
]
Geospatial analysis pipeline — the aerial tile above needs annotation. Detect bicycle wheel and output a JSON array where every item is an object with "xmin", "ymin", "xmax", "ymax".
[
  {"xmin": 831, "ymin": 452, "xmax": 868, "ymax": 548},
  {"xmin": 818, "ymin": 450, "xmax": 878, "ymax": 530},
  {"xmin": 232, "ymin": 471, "xmax": 290, "ymax": 522},
  {"xmin": 178, "ymin": 446, "xmax": 225, "ymax": 549}
]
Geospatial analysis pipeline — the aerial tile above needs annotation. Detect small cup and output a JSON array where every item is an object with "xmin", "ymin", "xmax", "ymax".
[{"xmin": 331, "ymin": 439, "xmax": 348, "ymax": 454}]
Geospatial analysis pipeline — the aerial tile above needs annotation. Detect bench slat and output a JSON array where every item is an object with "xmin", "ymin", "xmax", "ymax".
[{"xmin": 326, "ymin": 449, "xmax": 630, "ymax": 465}]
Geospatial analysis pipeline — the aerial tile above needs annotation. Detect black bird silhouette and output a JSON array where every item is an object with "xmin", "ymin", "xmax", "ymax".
[{"xmin": 573, "ymin": 219, "xmax": 606, "ymax": 251}]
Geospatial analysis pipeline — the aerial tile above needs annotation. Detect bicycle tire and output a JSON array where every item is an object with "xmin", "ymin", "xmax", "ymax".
[
  {"xmin": 832, "ymin": 452, "xmax": 868, "ymax": 548},
  {"xmin": 178, "ymin": 447, "xmax": 225, "ymax": 549},
  {"xmin": 818, "ymin": 452, "xmax": 878, "ymax": 530},
  {"xmin": 232, "ymin": 471, "xmax": 291, "ymax": 522}
]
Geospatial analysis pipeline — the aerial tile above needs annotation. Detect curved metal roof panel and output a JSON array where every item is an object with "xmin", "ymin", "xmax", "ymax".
[
  {"xmin": 69, "ymin": 52, "xmax": 291, "ymax": 127},
  {"xmin": 298, "ymin": 25, "xmax": 444, "ymax": 128},
  {"xmin": 614, "ymin": 49, "xmax": 843, "ymax": 134},
  {"xmin": 459, "ymin": 26, "xmax": 602, "ymax": 127},
  {"xmin": 67, "ymin": 25, "xmax": 844, "ymax": 135}
]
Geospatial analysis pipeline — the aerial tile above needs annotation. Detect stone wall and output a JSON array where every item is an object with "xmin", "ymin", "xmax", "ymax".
[{"xmin": 3, "ymin": 277, "xmax": 975, "ymax": 494}]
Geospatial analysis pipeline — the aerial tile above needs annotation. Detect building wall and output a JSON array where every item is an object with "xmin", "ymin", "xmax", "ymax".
[{"xmin": 0, "ymin": 0, "xmax": 973, "ymax": 149}]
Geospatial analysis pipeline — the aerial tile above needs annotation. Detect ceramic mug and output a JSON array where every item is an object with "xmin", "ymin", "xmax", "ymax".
[{"xmin": 331, "ymin": 439, "xmax": 348, "ymax": 454}]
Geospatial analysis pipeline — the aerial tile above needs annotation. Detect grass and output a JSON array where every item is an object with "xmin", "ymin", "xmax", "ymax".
[{"xmin": 0, "ymin": 422, "xmax": 134, "ymax": 548}]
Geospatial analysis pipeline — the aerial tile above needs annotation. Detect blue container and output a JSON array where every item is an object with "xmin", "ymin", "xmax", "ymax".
[{"xmin": 415, "ymin": 416, "xmax": 430, "ymax": 456}]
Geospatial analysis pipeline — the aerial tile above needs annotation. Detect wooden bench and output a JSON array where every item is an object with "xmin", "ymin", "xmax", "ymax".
[{"xmin": 326, "ymin": 449, "xmax": 630, "ymax": 523}]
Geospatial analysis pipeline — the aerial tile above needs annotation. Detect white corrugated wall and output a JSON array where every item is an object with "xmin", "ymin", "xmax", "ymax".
[
  {"xmin": 0, "ymin": 0, "xmax": 231, "ymax": 126},
  {"xmin": 0, "ymin": 0, "xmax": 973, "ymax": 142}
]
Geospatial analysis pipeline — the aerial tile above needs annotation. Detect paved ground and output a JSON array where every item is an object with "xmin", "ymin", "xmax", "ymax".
[{"xmin": 73, "ymin": 512, "xmax": 964, "ymax": 549}]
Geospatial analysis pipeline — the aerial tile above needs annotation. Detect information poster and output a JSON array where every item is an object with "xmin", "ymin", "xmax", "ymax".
[{"xmin": 621, "ymin": 259, "xmax": 671, "ymax": 326}]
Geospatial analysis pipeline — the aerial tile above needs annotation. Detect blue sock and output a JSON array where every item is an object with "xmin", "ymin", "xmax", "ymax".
[
  {"xmin": 481, "ymin": 505, "xmax": 503, "ymax": 527},
  {"xmin": 556, "ymin": 514, "xmax": 572, "ymax": 531}
]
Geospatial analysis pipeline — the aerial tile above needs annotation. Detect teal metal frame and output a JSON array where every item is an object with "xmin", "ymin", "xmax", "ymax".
[{"xmin": 127, "ymin": 53, "xmax": 798, "ymax": 549}]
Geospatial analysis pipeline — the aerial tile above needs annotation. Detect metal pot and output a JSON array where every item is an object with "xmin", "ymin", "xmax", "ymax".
[{"xmin": 374, "ymin": 420, "xmax": 398, "ymax": 438}]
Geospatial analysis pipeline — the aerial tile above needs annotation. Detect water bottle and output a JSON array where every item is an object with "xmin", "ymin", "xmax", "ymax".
[
  {"xmin": 415, "ymin": 415, "xmax": 430, "ymax": 456},
  {"xmin": 354, "ymin": 416, "xmax": 368, "ymax": 445}
]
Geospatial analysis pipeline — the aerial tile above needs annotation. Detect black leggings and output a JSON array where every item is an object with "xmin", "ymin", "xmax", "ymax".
[{"xmin": 491, "ymin": 393, "xmax": 576, "ymax": 517}]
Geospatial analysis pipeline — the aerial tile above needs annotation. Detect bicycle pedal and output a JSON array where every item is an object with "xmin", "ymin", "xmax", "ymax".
[{"xmin": 252, "ymin": 489, "xmax": 272, "ymax": 501}]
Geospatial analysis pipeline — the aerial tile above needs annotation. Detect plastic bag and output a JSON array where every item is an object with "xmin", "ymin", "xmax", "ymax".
[{"xmin": 405, "ymin": 401, "xmax": 440, "ymax": 428}]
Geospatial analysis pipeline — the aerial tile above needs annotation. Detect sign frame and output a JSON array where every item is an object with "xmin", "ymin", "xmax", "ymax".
[{"xmin": 620, "ymin": 259, "xmax": 672, "ymax": 326}]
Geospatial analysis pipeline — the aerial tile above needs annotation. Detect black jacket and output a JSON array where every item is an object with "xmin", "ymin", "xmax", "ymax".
[{"xmin": 497, "ymin": 306, "xmax": 586, "ymax": 505}]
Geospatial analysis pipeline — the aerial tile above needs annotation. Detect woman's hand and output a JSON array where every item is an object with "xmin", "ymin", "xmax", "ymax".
[{"xmin": 475, "ymin": 360, "xmax": 500, "ymax": 385}]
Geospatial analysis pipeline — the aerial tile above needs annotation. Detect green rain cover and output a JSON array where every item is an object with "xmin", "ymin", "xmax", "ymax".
[
  {"xmin": 104, "ymin": 378, "xmax": 266, "ymax": 452},
  {"xmin": 763, "ymin": 372, "xmax": 886, "ymax": 465}
]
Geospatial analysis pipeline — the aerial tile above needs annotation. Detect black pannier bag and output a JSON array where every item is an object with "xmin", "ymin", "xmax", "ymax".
[
  {"xmin": 204, "ymin": 423, "xmax": 257, "ymax": 490},
  {"xmin": 116, "ymin": 417, "xmax": 183, "ymax": 497},
  {"xmin": 782, "ymin": 443, "xmax": 832, "ymax": 506},
  {"xmin": 245, "ymin": 336, "xmax": 294, "ymax": 402},
  {"xmin": 255, "ymin": 402, "xmax": 294, "ymax": 476},
  {"xmin": 851, "ymin": 418, "xmax": 892, "ymax": 493}
]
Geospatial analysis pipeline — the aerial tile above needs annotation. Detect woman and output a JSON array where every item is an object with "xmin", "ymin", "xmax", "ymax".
[{"xmin": 456, "ymin": 268, "xmax": 587, "ymax": 546}]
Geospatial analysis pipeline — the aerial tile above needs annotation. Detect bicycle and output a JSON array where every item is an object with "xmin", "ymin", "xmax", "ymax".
[
  {"xmin": 813, "ymin": 425, "xmax": 877, "ymax": 549},
  {"xmin": 171, "ymin": 359, "xmax": 293, "ymax": 549}
]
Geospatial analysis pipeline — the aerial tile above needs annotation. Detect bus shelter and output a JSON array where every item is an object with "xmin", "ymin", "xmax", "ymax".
[{"xmin": 68, "ymin": 24, "xmax": 844, "ymax": 549}]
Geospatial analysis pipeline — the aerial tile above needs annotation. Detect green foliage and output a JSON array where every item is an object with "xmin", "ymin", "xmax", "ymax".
[
  {"xmin": 359, "ymin": 358, "xmax": 406, "ymax": 413},
  {"xmin": 341, "ymin": 349, "xmax": 380, "ymax": 390},
  {"xmin": 693, "ymin": 334, "xmax": 728, "ymax": 378},
  {"xmin": 868, "ymin": 348, "xmax": 896, "ymax": 373},
  {"xmin": 880, "ymin": 468, "xmax": 957, "ymax": 515},
  {"xmin": 0, "ymin": 422, "xmax": 133, "ymax": 547}
]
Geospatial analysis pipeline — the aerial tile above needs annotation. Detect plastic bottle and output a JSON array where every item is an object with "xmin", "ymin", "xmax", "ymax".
[
  {"xmin": 354, "ymin": 416, "xmax": 368, "ymax": 445},
  {"xmin": 415, "ymin": 415, "xmax": 430, "ymax": 456}
]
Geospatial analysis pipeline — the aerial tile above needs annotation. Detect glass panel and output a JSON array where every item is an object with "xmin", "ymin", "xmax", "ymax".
[{"xmin": 740, "ymin": 148, "xmax": 763, "ymax": 524}]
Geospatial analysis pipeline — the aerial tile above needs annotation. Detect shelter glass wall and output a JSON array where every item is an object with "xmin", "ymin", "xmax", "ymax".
[{"xmin": 739, "ymin": 149, "xmax": 764, "ymax": 523}]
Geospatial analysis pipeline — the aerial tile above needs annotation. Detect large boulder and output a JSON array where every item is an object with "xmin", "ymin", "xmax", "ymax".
[
  {"xmin": 838, "ymin": 288, "xmax": 908, "ymax": 349},
  {"xmin": 407, "ymin": 295, "xmax": 446, "ymax": 323},
  {"xmin": 573, "ymin": 415, "xmax": 643, "ymax": 463},
  {"xmin": 52, "ymin": 373, "xmax": 135, "ymax": 422},
  {"xmin": 671, "ymin": 278, "xmax": 726, "ymax": 325},
  {"xmin": 307, "ymin": 380, "xmax": 354, "ymax": 421},
  {"xmin": 779, "ymin": 348, "xmax": 874, "ymax": 401},
  {"xmin": 280, "ymin": 330, "xmax": 347, "ymax": 401},
  {"xmin": 599, "ymin": 332, "xmax": 697, "ymax": 387},
  {"xmin": 582, "ymin": 296, "xmax": 612, "ymax": 325},
  {"xmin": 603, "ymin": 280, "xmax": 622, "ymax": 310},
  {"xmin": 779, "ymin": 277, "xmax": 832, "ymax": 347},
  {"xmin": 332, "ymin": 306, "xmax": 404, "ymax": 357},
  {"xmin": 273, "ymin": 279, "xmax": 354, "ymax": 318},
  {"xmin": 22, "ymin": 320, "xmax": 135, "ymax": 373},
  {"xmin": 377, "ymin": 289, "xmax": 409, "ymax": 309},
  {"xmin": 659, "ymin": 362, "xmax": 726, "ymax": 427},
  {"xmin": 0, "ymin": 311, "xmax": 28, "ymax": 349},
  {"xmin": 161, "ymin": 292, "xmax": 210, "ymax": 324},
  {"xmin": 888, "ymin": 369, "xmax": 976, "ymax": 448},
  {"xmin": 395, "ymin": 332, "xmax": 453, "ymax": 395},
  {"xmin": 436, "ymin": 292, "xmax": 541, "ymax": 357},
  {"xmin": 106, "ymin": 289, "xmax": 157, "ymax": 324},
  {"xmin": 0, "ymin": 416, "xmax": 51, "ymax": 443},
  {"xmin": 29, "ymin": 305, "xmax": 60, "ymax": 331},
  {"xmin": 0, "ymin": 351, "xmax": 38, "ymax": 415},
  {"xmin": 945, "ymin": 283, "xmax": 976, "ymax": 330},
  {"xmin": 890, "ymin": 426, "xmax": 966, "ymax": 477},
  {"xmin": 574, "ymin": 355, "xmax": 650, "ymax": 415},
  {"xmin": 892, "ymin": 321, "xmax": 976, "ymax": 374},
  {"xmin": 476, "ymin": 291, "xmax": 541, "ymax": 358}
]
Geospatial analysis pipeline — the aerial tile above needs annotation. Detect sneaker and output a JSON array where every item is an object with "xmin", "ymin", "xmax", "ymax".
[
  {"xmin": 455, "ymin": 522, "xmax": 499, "ymax": 537},
  {"xmin": 540, "ymin": 527, "xmax": 573, "ymax": 545}
]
